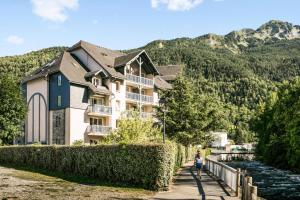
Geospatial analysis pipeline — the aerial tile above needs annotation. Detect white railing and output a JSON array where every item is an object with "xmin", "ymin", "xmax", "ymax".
[
  {"xmin": 126, "ymin": 92, "xmax": 140, "ymax": 101},
  {"xmin": 141, "ymin": 94, "xmax": 153, "ymax": 103},
  {"xmin": 126, "ymin": 92, "xmax": 153, "ymax": 103},
  {"xmin": 126, "ymin": 74, "xmax": 153, "ymax": 86},
  {"xmin": 206, "ymin": 156, "xmax": 260, "ymax": 199},
  {"xmin": 87, "ymin": 125, "xmax": 112, "ymax": 135},
  {"xmin": 88, "ymin": 105, "xmax": 112, "ymax": 115},
  {"xmin": 206, "ymin": 156, "xmax": 239, "ymax": 193}
]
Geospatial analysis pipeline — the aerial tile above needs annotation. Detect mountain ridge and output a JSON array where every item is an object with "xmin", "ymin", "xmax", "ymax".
[{"xmin": 135, "ymin": 20, "xmax": 300, "ymax": 53}]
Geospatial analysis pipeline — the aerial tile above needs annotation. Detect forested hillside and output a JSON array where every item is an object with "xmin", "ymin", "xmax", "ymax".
[
  {"xmin": 0, "ymin": 47, "xmax": 67, "ymax": 81},
  {"xmin": 1, "ymin": 20, "xmax": 300, "ymax": 143}
]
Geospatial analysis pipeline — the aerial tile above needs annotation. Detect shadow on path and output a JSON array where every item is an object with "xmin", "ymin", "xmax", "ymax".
[{"xmin": 190, "ymin": 167, "xmax": 230, "ymax": 200}]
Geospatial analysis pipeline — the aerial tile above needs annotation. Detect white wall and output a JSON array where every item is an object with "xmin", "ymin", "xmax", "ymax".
[
  {"xmin": 110, "ymin": 79, "xmax": 126, "ymax": 129},
  {"xmin": 70, "ymin": 85, "xmax": 89, "ymax": 109},
  {"xmin": 72, "ymin": 49, "xmax": 104, "ymax": 72},
  {"xmin": 211, "ymin": 132, "xmax": 228, "ymax": 147},
  {"xmin": 69, "ymin": 108, "xmax": 89, "ymax": 144},
  {"xmin": 26, "ymin": 78, "xmax": 48, "ymax": 144}
]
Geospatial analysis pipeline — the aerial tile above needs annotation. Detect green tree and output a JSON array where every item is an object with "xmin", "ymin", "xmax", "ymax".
[
  {"xmin": 252, "ymin": 78, "xmax": 300, "ymax": 172},
  {"xmin": 156, "ymin": 76, "xmax": 231, "ymax": 146},
  {"xmin": 0, "ymin": 75, "xmax": 27, "ymax": 145},
  {"xmin": 103, "ymin": 112, "xmax": 161, "ymax": 144}
]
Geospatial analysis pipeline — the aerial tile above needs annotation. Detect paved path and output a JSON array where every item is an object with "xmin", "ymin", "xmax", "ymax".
[{"xmin": 152, "ymin": 162, "xmax": 237, "ymax": 200}]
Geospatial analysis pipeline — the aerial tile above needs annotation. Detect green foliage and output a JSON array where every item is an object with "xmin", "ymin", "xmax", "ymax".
[
  {"xmin": 0, "ymin": 75, "xmax": 27, "ymax": 145},
  {"xmin": 156, "ymin": 76, "xmax": 231, "ymax": 146},
  {"xmin": 252, "ymin": 78, "xmax": 300, "ymax": 172},
  {"xmin": 0, "ymin": 144, "xmax": 176, "ymax": 190},
  {"xmin": 72, "ymin": 140, "xmax": 84, "ymax": 146},
  {"xmin": 103, "ymin": 112, "xmax": 162, "ymax": 144},
  {"xmin": 0, "ymin": 47, "xmax": 67, "ymax": 81}
]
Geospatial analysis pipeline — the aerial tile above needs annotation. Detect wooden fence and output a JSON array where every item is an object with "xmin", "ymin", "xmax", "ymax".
[{"xmin": 205, "ymin": 156, "xmax": 260, "ymax": 200}]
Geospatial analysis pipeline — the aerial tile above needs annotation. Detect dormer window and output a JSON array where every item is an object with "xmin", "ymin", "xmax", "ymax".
[{"xmin": 92, "ymin": 77, "xmax": 101, "ymax": 88}]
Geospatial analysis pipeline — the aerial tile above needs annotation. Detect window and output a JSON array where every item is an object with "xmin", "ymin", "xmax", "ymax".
[
  {"xmin": 55, "ymin": 116, "xmax": 61, "ymax": 127},
  {"xmin": 116, "ymin": 81, "xmax": 120, "ymax": 92},
  {"xmin": 92, "ymin": 77, "xmax": 101, "ymax": 88},
  {"xmin": 141, "ymin": 73, "xmax": 146, "ymax": 78},
  {"xmin": 90, "ymin": 118, "xmax": 103, "ymax": 125},
  {"xmin": 57, "ymin": 95, "xmax": 61, "ymax": 107},
  {"xmin": 57, "ymin": 75, "xmax": 62, "ymax": 86},
  {"xmin": 92, "ymin": 98, "xmax": 104, "ymax": 105},
  {"xmin": 116, "ymin": 100, "xmax": 120, "ymax": 111}
]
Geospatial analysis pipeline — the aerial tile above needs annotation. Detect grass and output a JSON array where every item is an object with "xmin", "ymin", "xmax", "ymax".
[{"xmin": 0, "ymin": 164, "xmax": 154, "ymax": 200}]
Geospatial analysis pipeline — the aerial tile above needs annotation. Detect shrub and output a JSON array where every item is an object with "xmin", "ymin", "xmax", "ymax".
[
  {"xmin": 0, "ymin": 143, "xmax": 196, "ymax": 190},
  {"xmin": 72, "ymin": 139, "xmax": 84, "ymax": 146},
  {"xmin": 0, "ymin": 144, "xmax": 179, "ymax": 190}
]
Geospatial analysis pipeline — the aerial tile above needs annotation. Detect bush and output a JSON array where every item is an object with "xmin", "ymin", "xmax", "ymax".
[
  {"xmin": 0, "ymin": 144, "xmax": 180, "ymax": 190},
  {"xmin": 0, "ymin": 143, "xmax": 196, "ymax": 190}
]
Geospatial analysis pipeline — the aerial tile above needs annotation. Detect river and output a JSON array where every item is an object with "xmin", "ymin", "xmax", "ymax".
[{"xmin": 226, "ymin": 161, "xmax": 300, "ymax": 200}]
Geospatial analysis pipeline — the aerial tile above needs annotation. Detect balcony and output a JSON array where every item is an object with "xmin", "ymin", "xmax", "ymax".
[
  {"xmin": 124, "ymin": 110, "xmax": 153, "ymax": 119},
  {"xmin": 88, "ymin": 105, "xmax": 112, "ymax": 116},
  {"xmin": 87, "ymin": 125, "xmax": 112, "ymax": 136},
  {"xmin": 126, "ymin": 74, "xmax": 153, "ymax": 87},
  {"xmin": 126, "ymin": 92, "xmax": 153, "ymax": 103}
]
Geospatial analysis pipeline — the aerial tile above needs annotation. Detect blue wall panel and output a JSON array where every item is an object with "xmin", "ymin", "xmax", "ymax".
[{"xmin": 49, "ymin": 73, "xmax": 70, "ymax": 110}]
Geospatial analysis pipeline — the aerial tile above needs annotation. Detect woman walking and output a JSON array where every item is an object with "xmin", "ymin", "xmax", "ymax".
[{"xmin": 195, "ymin": 150, "xmax": 203, "ymax": 179}]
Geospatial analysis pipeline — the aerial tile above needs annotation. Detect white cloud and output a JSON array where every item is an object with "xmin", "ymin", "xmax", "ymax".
[
  {"xmin": 151, "ymin": 0, "xmax": 203, "ymax": 11},
  {"xmin": 31, "ymin": 0, "xmax": 79, "ymax": 22},
  {"xmin": 6, "ymin": 35, "xmax": 24, "ymax": 45}
]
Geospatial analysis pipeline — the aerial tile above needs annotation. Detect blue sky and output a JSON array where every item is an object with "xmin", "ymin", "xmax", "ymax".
[{"xmin": 0, "ymin": 0, "xmax": 300, "ymax": 56}]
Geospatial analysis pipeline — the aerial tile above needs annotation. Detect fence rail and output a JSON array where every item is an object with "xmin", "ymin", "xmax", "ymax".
[{"xmin": 205, "ymin": 156, "xmax": 259, "ymax": 200}]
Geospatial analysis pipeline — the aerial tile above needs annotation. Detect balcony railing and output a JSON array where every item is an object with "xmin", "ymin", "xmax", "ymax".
[
  {"xmin": 126, "ymin": 74, "xmax": 153, "ymax": 86},
  {"xmin": 87, "ymin": 125, "xmax": 112, "ymax": 135},
  {"xmin": 126, "ymin": 92, "xmax": 153, "ymax": 103},
  {"xmin": 88, "ymin": 105, "xmax": 112, "ymax": 115},
  {"xmin": 124, "ymin": 110, "xmax": 153, "ymax": 118}
]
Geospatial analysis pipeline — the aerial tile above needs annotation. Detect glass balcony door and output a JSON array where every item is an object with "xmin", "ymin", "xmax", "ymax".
[{"xmin": 90, "ymin": 118, "xmax": 103, "ymax": 126}]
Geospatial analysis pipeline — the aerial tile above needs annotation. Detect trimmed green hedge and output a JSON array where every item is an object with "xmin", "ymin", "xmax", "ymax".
[{"xmin": 0, "ymin": 143, "xmax": 194, "ymax": 190}]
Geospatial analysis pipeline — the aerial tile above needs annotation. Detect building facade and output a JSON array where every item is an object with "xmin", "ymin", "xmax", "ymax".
[{"xmin": 22, "ymin": 41, "xmax": 172, "ymax": 145}]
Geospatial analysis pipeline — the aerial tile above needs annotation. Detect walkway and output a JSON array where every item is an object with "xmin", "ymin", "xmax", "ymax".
[{"xmin": 152, "ymin": 162, "xmax": 238, "ymax": 200}]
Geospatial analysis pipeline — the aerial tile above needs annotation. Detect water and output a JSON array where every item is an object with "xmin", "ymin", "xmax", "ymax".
[{"xmin": 226, "ymin": 161, "xmax": 300, "ymax": 200}]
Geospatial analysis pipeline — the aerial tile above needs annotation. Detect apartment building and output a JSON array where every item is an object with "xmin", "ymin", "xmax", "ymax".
[{"xmin": 22, "ymin": 40, "xmax": 172, "ymax": 145}]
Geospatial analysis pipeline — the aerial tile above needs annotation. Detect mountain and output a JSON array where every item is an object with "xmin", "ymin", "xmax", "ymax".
[
  {"xmin": 136, "ymin": 20, "xmax": 300, "ymax": 53},
  {"xmin": 1, "ymin": 20, "xmax": 300, "ymax": 142},
  {"xmin": 0, "ymin": 47, "xmax": 67, "ymax": 81}
]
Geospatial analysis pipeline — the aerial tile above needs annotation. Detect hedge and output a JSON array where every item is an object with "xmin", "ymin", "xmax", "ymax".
[{"xmin": 0, "ymin": 143, "xmax": 195, "ymax": 190}]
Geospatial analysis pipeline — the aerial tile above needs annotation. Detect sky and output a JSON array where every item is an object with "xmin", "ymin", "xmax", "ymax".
[{"xmin": 0, "ymin": 0, "xmax": 300, "ymax": 56}]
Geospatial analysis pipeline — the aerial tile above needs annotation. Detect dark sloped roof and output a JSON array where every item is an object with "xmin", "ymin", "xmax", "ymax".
[
  {"xmin": 22, "ymin": 52, "xmax": 111, "ymax": 95},
  {"xmin": 114, "ymin": 50, "xmax": 143, "ymax": 67},
  {"xmin": 156, "ymin": 65, "xmax": 183, "ymax": 82},
  {"xmin": 157, "ymin": 65, "xmax": 183, "ymax": 76},
  {"xmin": 154, "ymin": 76, "xmax": 172, "ymax": 90},
  {"xmin": 68, "ymin": 40, "xmax": 125, "ymax": 79}
]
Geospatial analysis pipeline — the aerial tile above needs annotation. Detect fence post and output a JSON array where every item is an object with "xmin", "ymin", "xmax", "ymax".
[
  {"xmin": 236, "ymin": 168, "xmax": 241, "ymax": 197},
  {"xmin": 250, "ymin": 186, "xmax": 257, "ymax": 200},
  {"xmin": 247, "ymin": 177, "xmax": 252, "ymax": 200}
]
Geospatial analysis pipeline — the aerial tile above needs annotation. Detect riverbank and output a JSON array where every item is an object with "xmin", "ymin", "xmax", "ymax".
[{"xmin": 226, "ymin": 161, "xmax": 300, "ymax": 200}]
